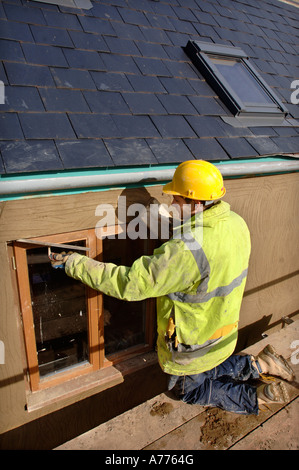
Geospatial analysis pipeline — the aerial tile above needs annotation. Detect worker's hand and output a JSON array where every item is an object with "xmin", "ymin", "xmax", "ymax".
[{"xmin": 49, "ymin": 251, "xmax": 73, "ymax": 269}]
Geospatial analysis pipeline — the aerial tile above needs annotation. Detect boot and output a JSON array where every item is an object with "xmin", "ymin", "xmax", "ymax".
[
  {"xmin": 257, "ymin": 381, "xmax": 289, "ymax": 405},
  {"xmin": 252, "ymin": 344, "xmax": 295, "ymax": 382}
]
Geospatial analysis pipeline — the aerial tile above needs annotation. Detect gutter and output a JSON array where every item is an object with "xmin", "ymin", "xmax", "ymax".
[{"xmin": 0, "ymin": 157, "xmax": 298, "ymax": 198}]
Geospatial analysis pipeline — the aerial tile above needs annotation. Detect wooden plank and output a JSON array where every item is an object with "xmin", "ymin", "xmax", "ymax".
[
  {"xmin": 144, "ymin": 321, "xmax": 299, "ymax": 450},
  {"xmin": 0, "ymin": 186, "xmax": 171, "ymax": 242},
  {"xmin": 55, "ymin": 392, "xmax": 202, "ymax": 450},
  {"xmin": 56, "ymin": 321, "xmax": 299, "ymax": 450},
  {"xmin": 229, "ymin": 397, "xmax": 299, "ymax": 450}
]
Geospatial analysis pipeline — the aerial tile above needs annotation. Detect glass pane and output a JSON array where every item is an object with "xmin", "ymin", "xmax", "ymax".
[
  {"xmin": 102, "ymin": 238, "xmax": 147, "ymax": 356},
  {"xmin": 210, "ymin": 57, "xmax": 274, "ymax": 105},
  {"xmin": 27, "ymin": 241, "xmax": 89, "ymax": 377}
]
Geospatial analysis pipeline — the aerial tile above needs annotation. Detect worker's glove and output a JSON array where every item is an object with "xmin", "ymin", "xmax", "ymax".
[{"xmin": 49, "ymin": 251, "xmax": 73, "ymax": 269}]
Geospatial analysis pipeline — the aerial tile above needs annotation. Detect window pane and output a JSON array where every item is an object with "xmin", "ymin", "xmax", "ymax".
[
  {"xmin": 102, "ymin": 238, "xmax": 147, "ymax": 356},
  {"xmin": 27, "ymin": 242, "xmax": 89, "ymax": 377},
  {"xmin": 210, "ymin": 57, "xmax": 273, "ymax": 105}
]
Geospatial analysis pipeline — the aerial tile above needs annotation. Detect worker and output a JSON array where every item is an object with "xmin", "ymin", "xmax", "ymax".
[{"xmin": 50, "ymin": 160, "xmax": 294, "ymax": 414}]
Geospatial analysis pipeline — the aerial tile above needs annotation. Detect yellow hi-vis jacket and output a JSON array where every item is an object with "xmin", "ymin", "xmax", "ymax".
[{"xmin": 65, "ymin": 201, "xmax": 251, "ymax": 376}]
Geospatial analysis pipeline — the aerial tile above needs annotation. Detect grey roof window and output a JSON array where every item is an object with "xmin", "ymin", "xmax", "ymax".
[{"xmin": 185, "ymin": 41, "xmax": 288, "ymax": 127}]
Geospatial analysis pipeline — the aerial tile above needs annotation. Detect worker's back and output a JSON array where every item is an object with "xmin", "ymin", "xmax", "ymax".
[{"xmin": 156, "ymin": 200, "xmax": 251, "ymax": 376}]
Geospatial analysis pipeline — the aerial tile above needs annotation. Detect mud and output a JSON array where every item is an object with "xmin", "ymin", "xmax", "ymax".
[
  {"xmin": 150, "ymin": 402, "xmax": 174, "ymax": 418},
  {"xmin": 199, "ymin": 407, "xmax": 264, "ymax": 449}
]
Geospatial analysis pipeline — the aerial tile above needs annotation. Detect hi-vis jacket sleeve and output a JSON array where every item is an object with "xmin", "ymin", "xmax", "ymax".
[{"xmin": 65, "ymin": 240, "xmax": 199, "ymax": 302}]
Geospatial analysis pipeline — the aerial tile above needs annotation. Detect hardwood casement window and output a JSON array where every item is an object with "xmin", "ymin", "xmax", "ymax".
[{"xmin": 14, "ymin": 228, "xmax": 155, "ymax": 392}]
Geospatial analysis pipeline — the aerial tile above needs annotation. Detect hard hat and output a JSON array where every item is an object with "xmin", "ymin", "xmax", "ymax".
[{"xmin": 163, "ymin": 160, "xmax": 226, "ymax": 201}]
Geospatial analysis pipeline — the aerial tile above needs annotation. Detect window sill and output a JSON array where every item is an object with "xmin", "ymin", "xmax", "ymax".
[
  {"xmin": 221, "ymin": 115, "xmax": 289, "ymax": 128},
  {"xmin": 26, "ymin": 352, "xmax": 157, "ymax": 413}
]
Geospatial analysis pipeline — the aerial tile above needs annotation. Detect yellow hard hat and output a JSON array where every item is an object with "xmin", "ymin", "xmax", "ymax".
[{"xmin": 163, "ymin": 160, "xmax": 226, "ymax": 201}]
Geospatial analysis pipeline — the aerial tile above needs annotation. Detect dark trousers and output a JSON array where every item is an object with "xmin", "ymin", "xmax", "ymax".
[{"xmin": 168, "ymin": 354, "xmax": 260, "ymax": 415}]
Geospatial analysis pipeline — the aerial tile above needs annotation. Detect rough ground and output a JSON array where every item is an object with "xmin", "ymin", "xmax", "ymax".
[{"xmin": 56, "ymin": 321, "xmax": 299, "ymax": 451}]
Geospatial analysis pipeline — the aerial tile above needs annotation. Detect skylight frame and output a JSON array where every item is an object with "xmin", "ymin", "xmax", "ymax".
[{"xmin": 185, "ymin": 40, "xmax": 288, "ymax": 119}]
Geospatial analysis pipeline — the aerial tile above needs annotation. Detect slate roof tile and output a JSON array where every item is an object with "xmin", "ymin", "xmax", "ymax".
[
  {"xmin": 31, "ymin": 25, "xmax": 73, "ymax": 48},
  {"xmin": 40, "ymin": 88, "xmax": 89, "ymax": 112},
  {"xmin": 104, "ymin": 36, "xmax": 140, "ymax": 56},
  {"xmin": 150, "ymin": 3, "xmax": 175, "ymax": 17},
  {"xmin": 126, "ymin": 74, "xmax": 166, "ymax": 93},
  {"xmin": 122, "ymin": 92, "xmax": 165, "ymax": 115},
  {"xmin": 190, "ymin": 97, "xmax": 228, "ymax": 116},
  {"xmin": 0, "ymin": 3, "xmax": 5, "ymax": 20},
  {"xmin": 118, "ymin": 8, "xmax": 150, "ymax": 27},
  {"xmin": 84, "ymin": 90, "xmax": 129, "ymax": 114},
  {"xmin": 134, "ymin": 56, "xmax": 171, "ymax": 77},
  {"xmin": 0, "ymin": 114, "xmax": 24, "ymax": 140},
  {"xmin": 70, "ymin": 113, "xmax": 120, "ymax": 138},
  {"xmin": 172, "ymin": 6, "xmax": 198, "ymax": 22},
  {"xmin": 186, "ymin": 116, "xmax": 228, "ymax": 138},
  {"xmin": 144, "ymin": 12, "xmax": 176, "ymax": 31},
  {"xmin": 245, "ymin": 137, "xmax": 281, "ymax": 155},
  {"xmin": 147, "ymin": 138, "xmax": 194, "ymax": 163},
  {"xmin": 56, "ymin": 140, "xmax": 113, "ymax": 168},
  {"xmin": 69, "ymin": 30, "xmax": 109, "ymax": 52},
  {"xmin": 104, "ymin": 139, "xmax": 157, "ymax": 166},
  {"xmin": 127, "ymin": 0, "xmax": 154, "ymax": 13},
  {"xmin": 111, "ymin": 21, "xmax": 145, "ymax": 41},
  {"xmin": 135, "ymin": 41, "xmax": 169, "ymax": 59},
  {"xmin": 151, "ymin": 115, "xmax": 196, "ymax": 138},
  {"xmin": 0, "ymin": 18, "xmax": 34, "ymax": 42},
  {"xmin": 0, "ymin": 39, "xmax": 25, "ymax": 62},
  {"xmin": 63, "ymin": 48, "xmax": 106, "ymax": 70},
  {"xmin": 3, "ymin": 3, "xmax": 46, "ymax": 25},
  {"xmin": 217, "ymin": 137, "xmax": 258, "ymax": 158},
  {"xmin": 112, "ymin": 115, "xmax": 160, "ymax": 138},
  {"xmin": 22, "ymin": 44, "xmax": 68, "ymax": 67},
  {"xmin": 42, "ymin": 10, "xmax": 83, "ymax": 30},
  {"xmin": 101, "ymin": 53, "xmax": 140, "ymax": 74},
  {"xmin": 271, "ymin": 136, "xmax": 299, "ymax": 154},
  {"xmin": 86, "ymin": 4, "xmax": 123, "ymax": 22},
  {"xmin": 0, "ymin": 154, "xmax": 4, "ymax": 174},
  {"xmin": 91, "ymin": 71, "xmax": 133, "ymax": 92},
  {"xmin": 159, "ymin": 77, "xmax": 195, "ymax": 95},
  {"xmin": 3, "ymin": 86, "xmax": 45, "ymax": 112},
  {"xmin": 51, "ymin": 67, "xmax": 96, "ymax": 90},
  {"xmin": 188, "ymin": 79, "xmax": 213, "ymax": 96},
  {"xmin": 19, "ymin": 113, "xmax": 76, "ymax": 140},
  {"xmin": 5, "ymin": 62, "xmax": 55, "ymax": 87},
  {"xmin": 0, "ymin": 0, "xmax": 298, "ymax": 175},
  {"xmin": 0, "ymin": 62, "xmax": 8, "ymax": 85},
  {"xmin": 164, "ymin": 60, "xmax": 199, "ymax": 79},
  {"xmin": 184, "ymin": 138, "xmax": 230, "ymax": 161},
  {"xmin": 157, "ymin": 94, "xmax": 197, "ymax": 115},
  {"xmin": 79, "ymin": 16, "xmax": 115, "ymax": 36},
  {"xmin": 1, "ymin": 140, "xmax": 63, "ymax": 173},
  {"xmin": 140, "ymin": 26, "xmax": 172, "ymax": 45}
]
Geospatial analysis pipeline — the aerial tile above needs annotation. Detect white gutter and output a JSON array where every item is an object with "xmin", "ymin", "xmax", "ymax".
[{"xmin": 0, "ymin": 159, "xmax": 299, "ymax": 196}]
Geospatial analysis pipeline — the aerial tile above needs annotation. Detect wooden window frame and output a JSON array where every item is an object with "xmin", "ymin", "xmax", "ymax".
[{"xmin": 14, "ymin": 227, "xmax": 156, "ymax": 392}]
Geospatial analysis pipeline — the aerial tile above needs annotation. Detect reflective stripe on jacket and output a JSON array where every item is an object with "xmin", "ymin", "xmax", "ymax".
[{"xmin": 65, "ymin": 201, "xmax": 251, "ymax": 376}]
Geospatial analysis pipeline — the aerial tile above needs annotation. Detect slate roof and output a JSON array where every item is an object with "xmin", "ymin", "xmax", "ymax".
[{"xmin": 0, "ymin": 0, "xmax": 298, "ymax": 174}]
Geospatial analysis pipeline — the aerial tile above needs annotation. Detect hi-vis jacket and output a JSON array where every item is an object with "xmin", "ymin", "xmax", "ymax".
[{"xmin": 65, "ymin": 201, "xmax": 251, "ymax": 376}]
